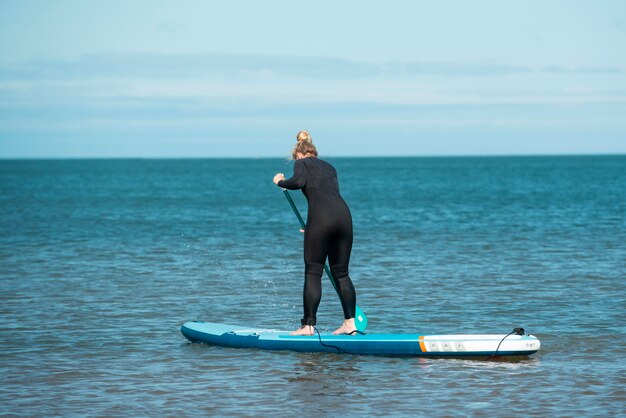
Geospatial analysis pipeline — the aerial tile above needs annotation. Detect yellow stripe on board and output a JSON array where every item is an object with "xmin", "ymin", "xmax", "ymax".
[{"xmin": 418, "ymin": 336, "xmax": 427, "ymax": 352}]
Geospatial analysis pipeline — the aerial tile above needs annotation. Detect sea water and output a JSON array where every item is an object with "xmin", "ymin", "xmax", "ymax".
[{"xmin": 1, "ymin": 156, "xmax": 625, "ymax": 416}]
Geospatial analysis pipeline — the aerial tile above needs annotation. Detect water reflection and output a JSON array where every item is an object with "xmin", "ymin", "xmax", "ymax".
[{"xmin": 286, "ymin": 354, "xmax": 365, "ymax": 398}]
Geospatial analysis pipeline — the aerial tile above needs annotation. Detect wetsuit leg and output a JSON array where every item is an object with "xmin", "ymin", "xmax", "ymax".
[
  {"xmin": 301, "ymin": 261, "xmax": 323, "ymax": 326},
  {"xmin": 301, "ymin": 225, "xmax": 331, "ymax": 326},
  {"xmin": 328, "ymin": 225, "xmax": 356, "ymax": 320}
]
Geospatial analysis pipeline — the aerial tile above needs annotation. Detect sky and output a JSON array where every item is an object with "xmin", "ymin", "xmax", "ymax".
[{"xmin": 0, "ymin": 0, "xmax": 625, "ymax": 157}]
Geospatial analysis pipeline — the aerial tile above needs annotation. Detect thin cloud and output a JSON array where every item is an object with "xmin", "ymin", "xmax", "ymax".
[{"xmin": 1, "ymin": 53, "xmax": 623, "ymax": 82}]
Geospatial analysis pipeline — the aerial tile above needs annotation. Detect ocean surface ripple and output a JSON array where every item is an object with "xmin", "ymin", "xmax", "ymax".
[{"xmin": 1, "ymin": 156, "xmax": 625, "ymax": 416}]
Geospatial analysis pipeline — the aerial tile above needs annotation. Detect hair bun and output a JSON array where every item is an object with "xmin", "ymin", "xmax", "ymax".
[
  {"xmin": 296, "ymin": 130, "xmax": 311, "ymax": 143},
  {"xmin": 292, "ymin": 130, "xmax": 318, "ymax": 159}
]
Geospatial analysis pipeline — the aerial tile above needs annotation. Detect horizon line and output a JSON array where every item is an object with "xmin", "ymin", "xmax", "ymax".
[{"xmin": 1, "ymin": 152, "xmax": 625, "ymax": 161}]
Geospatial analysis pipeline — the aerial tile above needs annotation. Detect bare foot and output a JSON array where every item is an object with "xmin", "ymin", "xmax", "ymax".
[
  {"xmin": 332, "ymin": 318, "xmax": 357, "ymax": 335},
  {"xmin": 291, "ymin": 325, "xmax": 314, "ymax": 336}
]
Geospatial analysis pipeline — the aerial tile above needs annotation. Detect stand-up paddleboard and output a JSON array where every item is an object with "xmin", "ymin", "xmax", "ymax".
[{"xmin": 181, "ymin": 321, "xmax": 540, "ymax": 358}]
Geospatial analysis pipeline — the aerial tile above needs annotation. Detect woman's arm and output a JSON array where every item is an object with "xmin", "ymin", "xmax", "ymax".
[{"xmin": 275, "ymin": 159, "xmax": 307, "ymax": 190}]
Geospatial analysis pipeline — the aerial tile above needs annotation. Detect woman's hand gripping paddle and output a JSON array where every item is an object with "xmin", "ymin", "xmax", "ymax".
[{"xmin": 282, "ymin": 189, "xmax": 368, "ymax": 332}]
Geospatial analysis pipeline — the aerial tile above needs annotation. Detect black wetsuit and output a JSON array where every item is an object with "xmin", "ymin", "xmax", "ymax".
[{"xmin": 278, "ymin": 157, "xmax": 356, "ymax": 326}]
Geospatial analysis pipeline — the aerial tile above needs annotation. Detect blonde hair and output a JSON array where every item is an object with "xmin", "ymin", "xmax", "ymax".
[{"xmin": 292, "ymin": 130, "xmax": 318, "ymax": 160}]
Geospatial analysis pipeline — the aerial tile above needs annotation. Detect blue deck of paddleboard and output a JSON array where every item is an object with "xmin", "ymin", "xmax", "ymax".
[{"xmin": 181, "ymin": 321, "xmax": 540, "ymax": 357}]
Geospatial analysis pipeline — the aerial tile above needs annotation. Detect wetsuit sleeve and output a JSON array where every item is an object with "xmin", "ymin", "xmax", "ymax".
[{"xmin": 278, "ymin": 159, "xmax": 307, "ymax": 190}]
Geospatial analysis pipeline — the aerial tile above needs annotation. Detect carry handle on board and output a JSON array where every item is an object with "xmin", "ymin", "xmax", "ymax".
[{"xmin": 282, "ymin": 189, "xmax": 368, "ymax": 332}]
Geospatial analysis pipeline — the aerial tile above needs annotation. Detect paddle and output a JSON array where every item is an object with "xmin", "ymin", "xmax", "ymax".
[{"xmin": 282, "ymin": 189, "xmax": 368, "ymax": 332}]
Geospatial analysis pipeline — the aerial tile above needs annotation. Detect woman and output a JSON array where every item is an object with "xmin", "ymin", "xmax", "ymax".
[{"xmin": 273, "ymin": 130, "xmax": 358, "ymax": 336}]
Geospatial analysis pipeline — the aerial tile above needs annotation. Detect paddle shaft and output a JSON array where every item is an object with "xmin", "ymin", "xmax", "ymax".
[
  {"xmin": 282, "ymin": 189, "xmax": 339, "ymax": 293},
  {"xmin": 282, "ymin": 188, "xmax": 368, "ymax": 331}
]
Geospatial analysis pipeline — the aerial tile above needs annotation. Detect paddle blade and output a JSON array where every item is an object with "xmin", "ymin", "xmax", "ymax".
[{"xmin": 355, "ymin": 305, "xmax": 368, "ymax": 332}]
